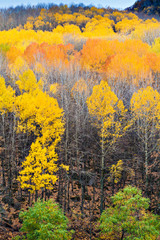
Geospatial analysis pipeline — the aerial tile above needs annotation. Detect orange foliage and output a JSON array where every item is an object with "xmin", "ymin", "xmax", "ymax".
[
  {"xmin": 106, "ymin": 53, "xmax": 151, "ymax": 86},
  {"xmin": 42, "ymin": 43, "xmax": 74, "ymax": 67},
  {"xmin": 80, "ymin": 39, "xmax": 120, "ymax": 71},
  {"xmin": 80, "ymin": 38, "xmax": 157, "ymax": 88},
  {"xmin": 7, "ymin": 47, "xmax": 22, "ymax": 64},
  {"xmin": 24, "ymin": 42, "xmax": 74, "ymax": 68},
  {"xmin": 80, "ymin": 39, "xmax": 149, "ymax": 72},
  {"xmin": 24, "ymin": 43, "xmax": 44, "ymax": 66}
]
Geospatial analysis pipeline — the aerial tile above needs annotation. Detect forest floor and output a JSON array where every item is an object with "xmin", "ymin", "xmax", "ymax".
[
  {"xmin": 0, "ymin": 177, "xmax": 159, "ymax": 239},
  {"xmin": 0, "ymin": 181, "xmax": 101, "ymax": 239}
]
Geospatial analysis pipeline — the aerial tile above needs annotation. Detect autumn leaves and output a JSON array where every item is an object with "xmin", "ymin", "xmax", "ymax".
[
  {"xmin": 1, "ymin": 38, "xmax": 160, "ymax": 199},
  {"xmin": 0, "ymin": 10, "xmax": 160, "ymax": 206},
  {"xmin": 87, "ymin": 81, "xmax": 160, "ymax": 211},
  {"xmin": 0, "ymin": 70, "xmax": 64, "ymax": 193}
]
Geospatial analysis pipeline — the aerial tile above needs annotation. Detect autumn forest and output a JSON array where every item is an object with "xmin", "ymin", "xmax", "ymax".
[{"xmin": 0, "ymin": 2, "xmax": 160, "ymax": 239}]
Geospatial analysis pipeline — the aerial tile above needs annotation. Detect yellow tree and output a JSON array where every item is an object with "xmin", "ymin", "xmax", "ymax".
[
  {"xmin": 16, "ymin": 70, "xmax": 65, "ymax": 199},
  {"xmin": 130, "ymin": 86, "xmax": 160, "ymax": 194},
  {"xmin": 9, "ymin": 56, "xmax": 29, "ymax": 80},
  {"xmin": 0, "ymin": 76, "xmax": 15, "ymax": 188},
  {"xmin": 18, "ymin": 139, "xmax": 58, "ymax": 194},
  {"xmin": 0, "ymin": 76, "xmax": 15, "ymax": 114},
  {"xmin": 108, "ymin": 160, "xmax": 123, "ymax": 195},
  {"xmin": 87, "ymin": 80, "xmax": 127, "ymax": 213}
]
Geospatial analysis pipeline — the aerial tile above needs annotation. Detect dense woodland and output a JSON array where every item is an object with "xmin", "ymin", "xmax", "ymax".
[{"xmin": 0, "ymin": 1, "xmax": 159, "ymax": 239}]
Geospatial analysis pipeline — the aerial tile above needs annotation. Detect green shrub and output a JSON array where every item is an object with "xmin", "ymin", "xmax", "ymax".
[
  {"xmin": 99, "ymin": 186, "xmax": 160, "ymax": 240},
  {"xmin": 16, "ymin": 199, "xmax": 73, "ymax": 240}
]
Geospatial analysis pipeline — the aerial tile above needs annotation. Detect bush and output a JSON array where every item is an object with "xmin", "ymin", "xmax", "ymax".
[
  {"xmin": 17, "ymin": 199, "xmax": 73, "ymax": 240},
  {"xmin": 99, "ymin": 186, "xmax": 160, "ymax": 240}
]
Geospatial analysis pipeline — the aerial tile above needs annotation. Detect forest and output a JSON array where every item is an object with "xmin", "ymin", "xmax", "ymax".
[{"xmin": 0, "ymin": 2, "xmax": 160, "ymax": 240}]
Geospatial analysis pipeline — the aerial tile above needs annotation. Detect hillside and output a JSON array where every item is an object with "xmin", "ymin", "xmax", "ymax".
[
  {"xmin": 0, "ymin": 3, "xmax": 159, "ymax": 240},
  {"xmin": 128, "ymin": 0, "xmax": 160, "ymax": 15}
]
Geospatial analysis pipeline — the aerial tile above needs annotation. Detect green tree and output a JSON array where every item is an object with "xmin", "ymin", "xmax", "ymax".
[
  {"xmin": 18, "ymin": 199, "xmax": 73, "ymax": 240},
  {"xmin": 99, "ymin": 186, "xmax": 160, "ymax": 240}
]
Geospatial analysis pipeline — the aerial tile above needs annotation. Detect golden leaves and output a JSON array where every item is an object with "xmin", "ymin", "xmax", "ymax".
[
  {"xmin": 18, "ymin": 139, "xmax": 58, "ymax": 192},
  {"xmin": 87, "ymin": 80, "xmax": 127, "ymax": 143},
  {"xmin": 15, "ymin": 71, "xmax": 65, "ymax": 192},
  {"xmin": 0, "ymin": 76, "xmax": 15, "ymax": 114},
  {"xmin": 131, "ymin": 86, "xmax": 160, "ymax": 120},
  {"xmin": 108, "ymin": 160, "xmax": 123, "ymax": 184}
]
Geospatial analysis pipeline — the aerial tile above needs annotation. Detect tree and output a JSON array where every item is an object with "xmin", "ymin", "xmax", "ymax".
[
  {"xmin": 108, "ymin": 160, "xmax": 123, "ymax": 195},
  {"xmin": 0, "ymin": 76, "xmax": 15, "ymax": 191},
  {"xmin": 16, "ymin": 71, "xmax": 65, "ymax": 197},
  {"xmin": 0, "ymin": 76, "xmax": 15, "ymax": 114},
  {"xmin": 130, "ymin": 86, "xmax": 160, "ymax": 194},
  {"xmin": 99, "ymin": 186, "xmax": 160, "ymax": 240},
  {"xmin": 115, "ymin": 17, "xmax": 141, "ymax": 35},
  {"xmin": 83, "ymin": 18, "xmax": 114, "ymax": 37},
  {"xmin": 87, "ymin": 80, "xmax": 127, "ymax": 213},
  {"xmin": 18, "ymin": 199, "xmax": 73, "ymax": 240}
]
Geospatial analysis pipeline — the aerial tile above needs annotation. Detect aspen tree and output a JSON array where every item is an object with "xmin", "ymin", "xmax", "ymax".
[
  {"xmin": 0, "ymin": 76, "xmax": 15, "ymax": 188},
  {"xmin": 87, "ymin": 80, "xmax": 127, "ymax": 213},
  {"xmin": 130, "ymin": 86, "xmax": 160, "ymax": 194},
  {"xmin": 16, "ymin": 71, "xmax": 65, "ymax": 197}
]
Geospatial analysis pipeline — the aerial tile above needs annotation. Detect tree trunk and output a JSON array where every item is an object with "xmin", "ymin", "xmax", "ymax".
[
  {"xmin": 1, "ymin": 115, "xmax": 6, "ymax": 187},
  {"xmin": 121, "ymin": 229, "xmax": 125, "ymax": 240},
  {"xmin": 144, "ymin": 127, "xmax": 148, "ymax": 195},
  {"xmin": 100, "ymin": 133, "xmax": 105, "ymax": 214}
]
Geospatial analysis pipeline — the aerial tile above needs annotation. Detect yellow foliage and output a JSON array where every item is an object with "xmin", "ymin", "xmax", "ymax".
[
  {"xmin": 71, "ymin": 78, "xmax": 89, "ymax": 97},
  {"xmin": 16, "ymin": 71, "xmax": 65, "ymax": 192},
  {"xmin": 115, "ymin": 17, "xmax": 141, "ymax": 35},
  {"xmin": 132, "ymin": 19, "xmax": 160, "ymax": 44},
  {"xmin": 83, "ymin": 18, "xmax": 115, "ymax": 37},
  {"xmin": 15, "ymin": 40, "xmax": 33, "ymax": 54},
  {"xmin": 53, "ymin": 24, "xmax": 81, "ymax": 35},
  {"xmin": 54, "ymin": 13, "xmax": 76, "ymax": 25},
  {"xmin": 16, "ymin": 70, "xmax": 40, "ymax": 93},
  {"xmin": 18, "ymin": 139, "xmax": 58, "ymax": 192},
  {"xmin": 152, "ymin": 37, "xmax": 160, "ymax": 54},
  {"xmin": 108, "ymin": 160, "xmax": 123, "ymax": 184},
  {"xmin": 24, "ymin": 21, "xmax": 33, "ymax": 30},
  {"xmin": 131, "ymin": 86, "xmax": 160, "ymax": 136},
  {"xmin": 9, "ymin": 56, "xmax": 29, "ymax": 79},
  {"xmin": 50, "ymin": 83, "xmax": 59, "ymax": 95},
  {"xmin": 87, "ymin": 80, "xmax": 127, "ymax": 143},
  {"xmin": 131, "ymin": 86, "xmax": 160, "ymax": 121},
  {"xmin": 34, "ymin": 62, "xmax": 46, "ymax": 75},
  {"xmin": 60, "ymin": 164, "xmax": 69, "ymax": 172},
  {"xmin": 73, "ymin": 13, "xmax": 90, "ymax": 26},
  {"xmin": 34, "ymin": 18, "xmax": 45, "ymax": 30},
  {"xmin": 0, "ymin": 76, "xmax": 15, "ymax": 114},
  {"xmin": 16, "ymin": 87, "xmax": 64, "ymax": 145},
  {"xmin": 0, "ymin": 30, "xmax": 63, "ymax": 50}
]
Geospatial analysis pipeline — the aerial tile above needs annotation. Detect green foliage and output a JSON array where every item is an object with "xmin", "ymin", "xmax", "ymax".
[
  {"xmin": 18, "ymin": 199, "xmax": 73, "ymax": 240},
  {"xmin": 0, "ymin": 43, "xmax": 10, "ymax": 55},
  {"xmin": 99, "ymin": 186, "xmax": 160, "ymax": 240}
]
